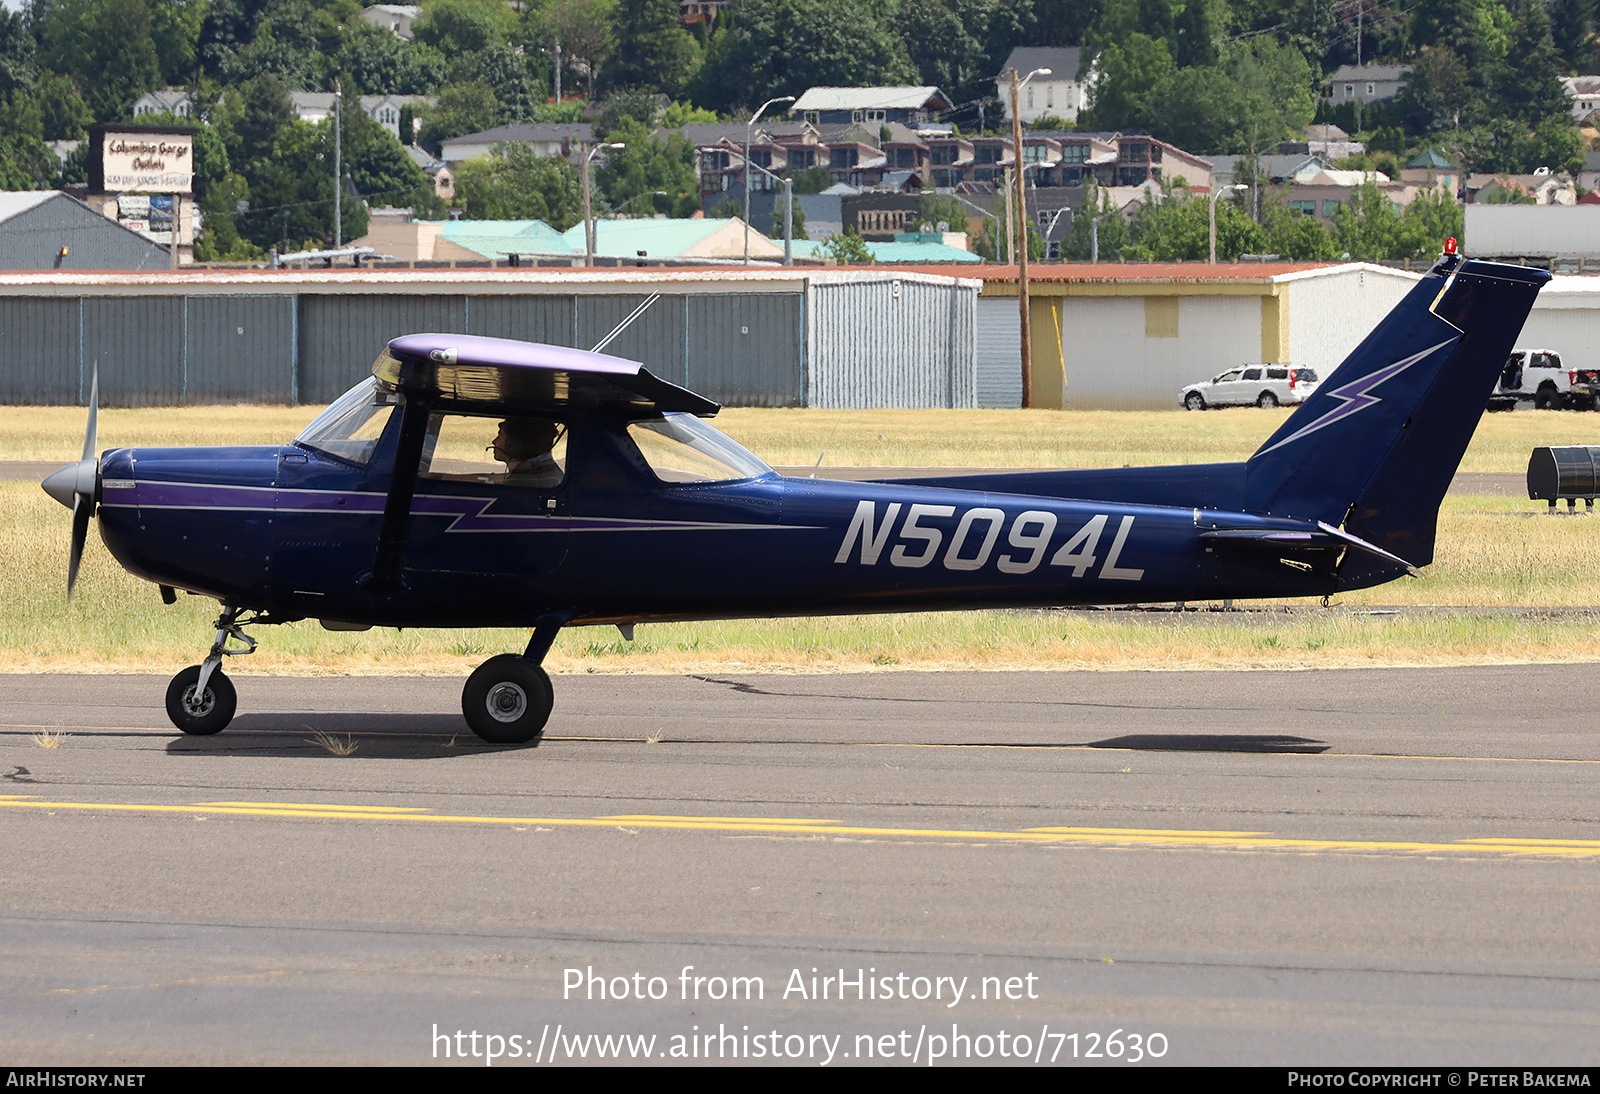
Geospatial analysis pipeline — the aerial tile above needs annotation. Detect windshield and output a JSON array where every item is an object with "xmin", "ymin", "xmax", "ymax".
[
  {"xmin": 295, "ymin": 377, "xmax": 397, "ymax": 464},
  {"xmin": 626, "ymin": 413, "xmax": 773, "ymax": 483}
]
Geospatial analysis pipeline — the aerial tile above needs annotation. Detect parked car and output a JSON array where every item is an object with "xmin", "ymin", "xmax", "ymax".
[
  {"xmin": 1180, "ymin": 364, "xmax": 1320, "ymax": 410},
  {"xmin": 1487, "ymin": 349, "xmax": 1600, "ymax": 411}
]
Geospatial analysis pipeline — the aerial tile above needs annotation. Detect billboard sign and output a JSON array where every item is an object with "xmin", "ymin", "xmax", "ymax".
[{"xmin": 98, "ymin": 130, "xmax": 194, "ymax": 194}]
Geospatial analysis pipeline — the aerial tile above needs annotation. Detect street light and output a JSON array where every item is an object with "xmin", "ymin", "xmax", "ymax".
[
  {"xmin": 1209, "ymin": 183, "xmax": 1248, "ymax": 264},
  {"xmin": 746, "ymin": 159, "xmax": 796, "ymax": 266},
  {"xmin": 611, "ymin": 190, "xmax": 668, "ymax": 217},
  {"xmin": 582, "ymin": 141, "xmax": 625, "ymax": 267},
  {"xmin": 948, "ymin": 192, "xmax": 1000, "ymax": 259},
  {"xmin": 745, "ymin": 95, "xmax": 794, "ymax": 264},
  {"xmin": 1008, "ymin": 66, "xmax": 1050, "ymax": 408}
]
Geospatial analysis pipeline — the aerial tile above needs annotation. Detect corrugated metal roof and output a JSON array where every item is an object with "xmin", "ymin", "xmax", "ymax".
[
  {"xmin": 442, "ymin": 219, "xmax": 572, "ymax": 257},
  {"xmin": 0, "ymin": 191, "xmax": 63, "ymax": 224},
  {"xmin": 883, "ymin": 261, "xmax": 1414, "ymax": 285},
  {"xmin": 792, "ymin": 86, "xmax": 947, "ymax": 112}
]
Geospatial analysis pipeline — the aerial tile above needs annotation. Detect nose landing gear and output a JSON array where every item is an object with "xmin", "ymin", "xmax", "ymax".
[{"xmin": 166, "ymin": 604, "xmax": 258, "ymax": 735}]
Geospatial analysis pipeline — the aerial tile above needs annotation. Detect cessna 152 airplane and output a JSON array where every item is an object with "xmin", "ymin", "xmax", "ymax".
[{"xmin": 41, "ymin": 245, "xmax": 1547, "ymax": 744}]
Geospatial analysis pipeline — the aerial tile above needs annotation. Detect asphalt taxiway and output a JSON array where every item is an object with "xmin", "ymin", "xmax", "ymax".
[{"xmin": 2, "ymin": 665, "xmax": 1598, "ymax": 1065}]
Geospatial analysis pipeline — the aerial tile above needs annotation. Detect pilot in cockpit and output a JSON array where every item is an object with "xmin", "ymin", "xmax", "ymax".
[{"xmin": 492, "ymin": 417, "xmax": 564, "ymax": 486}]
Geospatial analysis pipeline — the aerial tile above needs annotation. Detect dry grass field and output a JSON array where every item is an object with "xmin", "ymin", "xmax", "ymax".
[{"xmin": 5, "ymin": 404, "xmax": 1599, "ymax": 674}]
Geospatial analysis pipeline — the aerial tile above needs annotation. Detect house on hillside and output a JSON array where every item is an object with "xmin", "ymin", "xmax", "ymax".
[
  {"xmin": 791, "ymin": 87, "xmax": 952, "ymax": 127},
  {"xmin": 131, "ymin": 88, "xmax": 194, "ymax": 118},
  {"xmin": 1322, "ymin": 63, "xmax": 1412, "ymax": 108},
  {"xmin": 361, "ymin": 4, "xmax": 422, "ymax": 40},
  {"xmin": 289, "ymin": 93, "xmax": 434, "ymax": 140},
  {"xmin": 439, "ymin": 123, "xmax": 597, "ymax": 163},
  {"xmin": 1562, "ymin": 76, "xmax": 1600, "ymax": 123},
  {"xmin": 994, "ymin": 47, "xmax": 1097, "ymax": 123}
]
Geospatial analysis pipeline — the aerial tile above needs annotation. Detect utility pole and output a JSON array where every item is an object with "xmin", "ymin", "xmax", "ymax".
[
  {"xmin": 554, "ymin": 38, "xmax": 561, "ymax": 103},
  {"xmin": 581, "ymin": 141, "xmax": 593, "ymax": 266},
  {"xmin": 1355, "ymin": 2, "xmax": 1364, "ymax": 134},
  {"xmin": 333, "ymin": 80, "xmax": 342, "ymax": 249},
  {"xmin": 1010, "ymin": 68, "xmax": 1033, "ymax": 409},
  {"xmin": 782, "ymin": 177, "xmax": 793, "ymax": 266}
]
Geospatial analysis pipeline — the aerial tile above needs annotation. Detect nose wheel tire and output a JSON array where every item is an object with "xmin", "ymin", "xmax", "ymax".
[
  {"xmin": 165, "ymin": 665, "xmax": 237, "ymax": 735},
  {"xmin": 463, "ymin": 654, "xmax": 553, "ymax": 744}
]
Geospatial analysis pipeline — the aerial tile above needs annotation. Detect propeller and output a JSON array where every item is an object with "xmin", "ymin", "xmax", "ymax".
[{"xmin": 40, "ymin": 365, "xmax": 100, "ymax": 596}]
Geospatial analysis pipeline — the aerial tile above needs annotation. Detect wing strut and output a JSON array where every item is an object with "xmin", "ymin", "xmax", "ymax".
[{"xmin": 590, "ymin": 293, "xmax": 660, "ymax": 353}]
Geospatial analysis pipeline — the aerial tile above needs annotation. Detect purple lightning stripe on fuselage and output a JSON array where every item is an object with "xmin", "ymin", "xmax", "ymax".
[
  {"xmin": 1254, "ymin": 337, "xmax": 1460, "ymax": 457},
  {"xmin": 104, "ymin": 481, "xmax": 804, "ymax": 534}
]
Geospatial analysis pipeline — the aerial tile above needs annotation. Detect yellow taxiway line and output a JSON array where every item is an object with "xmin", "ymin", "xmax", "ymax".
[{"xmin": 0, "ymin": 796, "xmax": 1597, "ymax": 857}]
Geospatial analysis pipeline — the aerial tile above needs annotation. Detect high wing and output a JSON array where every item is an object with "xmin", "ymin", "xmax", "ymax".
[{"xmin": 377, "ymin": 334, "xmax": 718, "ymax": 417}]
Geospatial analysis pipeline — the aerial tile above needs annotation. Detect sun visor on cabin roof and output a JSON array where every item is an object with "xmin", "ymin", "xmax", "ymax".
[{"xmin": 374, "ymin": 333, "xmax": 720, "ymax": 417}]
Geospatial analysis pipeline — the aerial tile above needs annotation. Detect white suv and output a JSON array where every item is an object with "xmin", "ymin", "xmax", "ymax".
[{"xmin": 1181, "ymin": 365, "xmax": 1320, "ymax": 410}]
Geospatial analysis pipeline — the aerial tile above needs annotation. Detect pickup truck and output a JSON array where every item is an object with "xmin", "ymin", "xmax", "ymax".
[{"xmin": 1488, "ymin": 349, "xmax": 1600, "ymax": 411}]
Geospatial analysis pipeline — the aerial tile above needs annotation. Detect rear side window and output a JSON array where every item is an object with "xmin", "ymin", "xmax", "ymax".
[
  {"xmin": 1266, "ymin": 367, "xmax": 1288, "ymax": 380},
  {"xmin": 1242, "ymin": 368, "xmax": 1263, "ymax": 381}
]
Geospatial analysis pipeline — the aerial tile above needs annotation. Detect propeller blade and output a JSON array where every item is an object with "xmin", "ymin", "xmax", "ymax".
[
  {"xmin": 67, "ymin": 493, "xmax": 91, "ymax": 597},
  {"xmin": 80, "ymin": 362, "xmax": 98, "ymax": 463}
]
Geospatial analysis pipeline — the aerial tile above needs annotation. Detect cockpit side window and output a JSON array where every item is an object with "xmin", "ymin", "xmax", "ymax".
[
  {"xmin": 295, "ymin": 377, "xmax": 397, "ymax": 465},
  {"xmin": 625, "ymin": 413, "xmax": 773, "ymax": 484},
  {"xmin": 419, "ymin": 411, "xmax": 568, "ymax": 488}
]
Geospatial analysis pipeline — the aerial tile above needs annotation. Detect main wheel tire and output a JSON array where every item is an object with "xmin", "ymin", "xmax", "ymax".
[
  {"xmin": 462, "ymin": 654, "xmax": 553, "ymax": 744},
  {"xmin": 165, "ymin": 665, "xmax": 237, "ymax": 736},
  {"xmin": 1184, "ymin": 392, "xmax": 1207, "ymax": 411},
  {"xmin": 1257, "ymin": 391, "xmax": 1279, "ymax": 409}
]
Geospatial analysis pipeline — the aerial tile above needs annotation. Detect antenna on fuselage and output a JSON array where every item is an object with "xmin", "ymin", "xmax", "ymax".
[{"xmin": 590, "ymin": 293, "xmax": 661, "ymax": 354}]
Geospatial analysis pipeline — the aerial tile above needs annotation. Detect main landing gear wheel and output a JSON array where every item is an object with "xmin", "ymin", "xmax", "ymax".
[
  {"xmin": 462, "ymin": 654, "xmax": 553, "ymax": 744},
  {"xmin": 165, "ymin": 665, "xmax": 237, "ymax": 736}
]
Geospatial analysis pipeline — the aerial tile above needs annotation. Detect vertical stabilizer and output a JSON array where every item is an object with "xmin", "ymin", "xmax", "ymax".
[{"xmin": 1244, "ymin": 256, "xmax": 1548, "ymax": 585}]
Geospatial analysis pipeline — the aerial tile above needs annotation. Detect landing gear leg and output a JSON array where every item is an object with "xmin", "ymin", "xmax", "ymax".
[
  {"xmin": 461, "ymin": 615, "xmax": 564, "ymax": 744},
  {"xmin": 165, "ymin": 604, "xmax": 256, "ymax": 735}
]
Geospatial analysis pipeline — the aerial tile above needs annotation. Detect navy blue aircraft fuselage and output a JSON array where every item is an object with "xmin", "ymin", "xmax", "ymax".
[{"xmin": 41, "ymin": 251, "xmax": 1550, "ymax": 742}]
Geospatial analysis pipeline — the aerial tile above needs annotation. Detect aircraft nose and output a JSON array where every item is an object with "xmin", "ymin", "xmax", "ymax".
[{"xmin": 41, "ymin": 458, "xmax": 99, "ymax": 509}]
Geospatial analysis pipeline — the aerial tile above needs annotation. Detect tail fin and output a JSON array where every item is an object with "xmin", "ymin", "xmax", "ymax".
[{"xmin": 1244, "ymin": 255, "xmax": 1547, "ymax": 585}]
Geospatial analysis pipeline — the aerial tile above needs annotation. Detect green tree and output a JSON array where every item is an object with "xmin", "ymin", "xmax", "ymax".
[
  {"xmin": 594, "ymin": 116, "xmax": 700, "ymax": 216},
  {"xmin": 1081, "ymin": 32, "xmax": 1174, "ymax": 131},
  {"xmin": 416, "ymin": 81, "xmax": 503, "ymax": 155},
  {"xmin": 531, "ymin": 0, "xmax": 617, "ymax": 101},
  {"xmin": 1399, "ymin": 187, "xmax": 1464, "ymax": 254},
  {"xmin": 974, "ymin": 196, "xmax": 1045, "ymax": 261},
  {"xmin": 337, "ymin": 23, "xmax": 448, "ymax": 96},
  {"xmin": 1331, "ymin": 181, "xmax": 1426, "ymax": 260},
  {"xmin": 1395, "ymin": 45, "xmax": 1471, "ymax": 135},
  {"xmin": 0, "ymin": 7, "xmax": 37, "ymax": 103},
  {"xmin": 413, "ymin": 0, "xmax": 518, "ymax": 56},
  {"xmin": 823, "ymin": 228, "xmax": 875, "ymax": 264},
  {"xmin": 693, "ymin": 0, "xmax": 914, "ymax": 113},
  {"xmin": 150, "ymin": 0, "xmax": 208, "ymax": 86},
  {"xmin": 1122, "ymin": 189, "xmax": 1266, "ymax": 261},
  {"xmin": 790, "ymin": 165, "xmax": 831, "ymax": 194},
  {"xmin": 1550, "ymin": 0, "xmax": 1597, "ymax": 72},
  {"xmin": 1066, "ymin": 184, "xmax": 1129, "ymax": 261},
  {"xmin": 230, "ymin": 73, "xmax": 294, "ymax": 166},
  {"xmin": 605, "ymin": 0, "xmax": 700, "ymax": 96},
  {"xmin": 779, "ymin": 188, "xmax": 807, "ymax": 240},
  {"xmin": 83, "ymin": 0, "xmax": 162, "ymax": 119},
  {"xmin": 453, "ymin": 143, "xmax": 584, "ymax": 227},
  {"xmin": 1260, "ymin": 201, "xmax": 1337, "ymax": 261}
]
